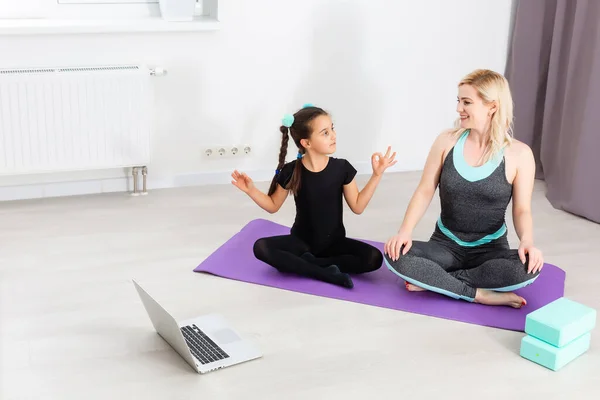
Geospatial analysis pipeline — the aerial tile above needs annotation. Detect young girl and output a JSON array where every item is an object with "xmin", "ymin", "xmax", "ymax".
[{"xmin": 231, "ymin": 104, "xmax": 396, "ymax": 288}]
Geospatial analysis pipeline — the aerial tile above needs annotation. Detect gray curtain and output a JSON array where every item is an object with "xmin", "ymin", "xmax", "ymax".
[{"xmin": 505, "ymin": 0, "xmax": 600, "ymax": 223}]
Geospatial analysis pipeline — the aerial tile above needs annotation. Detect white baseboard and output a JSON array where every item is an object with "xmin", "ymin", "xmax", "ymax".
[
  {"xmin": 0, "ymin": 161, "xmax": 415, "ymax": 202},
  {"xmin": 0, "ymin": 168, "xmax": 277, "ymax": 201}
]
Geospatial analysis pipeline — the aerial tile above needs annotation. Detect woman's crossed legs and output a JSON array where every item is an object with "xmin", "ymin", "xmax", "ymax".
[{"xmin": 384, "ymin": 235, "xmax": 540, "ymax": 308}]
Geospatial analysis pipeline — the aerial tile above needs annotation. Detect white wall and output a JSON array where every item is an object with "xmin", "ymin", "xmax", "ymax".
[{"xmin": 0, "ymin": 0, "xmax": 515, "ymax": 200}]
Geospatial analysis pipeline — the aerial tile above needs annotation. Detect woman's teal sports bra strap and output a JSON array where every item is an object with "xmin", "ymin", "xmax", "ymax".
[{"xmin": 453, "ymin": 130, "xmax": 504, "ymax": 182}]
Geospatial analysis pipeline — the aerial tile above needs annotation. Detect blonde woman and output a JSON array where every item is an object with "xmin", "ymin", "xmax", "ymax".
[{"xmin": 384, "ymin": 69, "xmax": 544, "ymax": 308}]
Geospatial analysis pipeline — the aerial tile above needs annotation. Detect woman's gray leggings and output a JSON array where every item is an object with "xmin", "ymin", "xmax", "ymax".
[{"xmin": 384, "ymin": 230, "xmax": 540, "ymax": 301}]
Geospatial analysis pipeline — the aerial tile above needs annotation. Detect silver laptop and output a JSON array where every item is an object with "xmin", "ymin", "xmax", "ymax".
[{"xmin": 133, "ymin": 279, "xmax": 262, "ymax": 374}]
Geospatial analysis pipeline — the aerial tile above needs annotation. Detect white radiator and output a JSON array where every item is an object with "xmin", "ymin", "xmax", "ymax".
[{"xmin": 0, "ymin": 65, "xmax": 152, "ymax": 175}]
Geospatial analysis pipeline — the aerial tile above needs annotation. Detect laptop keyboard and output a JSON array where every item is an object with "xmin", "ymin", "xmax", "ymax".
[{"xmin": 180, "ymin": 324, "xmax": 230, "ymax": 365}]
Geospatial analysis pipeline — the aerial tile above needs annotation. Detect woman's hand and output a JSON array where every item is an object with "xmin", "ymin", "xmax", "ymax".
[
  {"xmin": 371, "ymin": 146, "xmax": 397, "ymax": 176},
  {"xmin": 231, "ymin": 170, "xmax": 255, "ymax": 194},
  {"xmin": 384, "ymin": 229, "xmax": 412, "ymax": 261},
  {"xmin": 518, "ymin": 240, "xmax": 544, "ymax": 274}
]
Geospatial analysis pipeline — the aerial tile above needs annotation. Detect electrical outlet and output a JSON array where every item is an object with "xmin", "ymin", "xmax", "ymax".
[{"xmin": 203, "ymin": 144, "xmax": 252, "ymax": 159}]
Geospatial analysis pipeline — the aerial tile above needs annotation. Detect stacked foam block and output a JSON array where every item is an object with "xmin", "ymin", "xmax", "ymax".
[{"xmin": 520, "ymin": 297, "xmax": 596, "ymax": 371}]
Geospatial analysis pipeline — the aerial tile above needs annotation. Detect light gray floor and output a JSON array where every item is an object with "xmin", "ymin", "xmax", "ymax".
[{"xmin": 1, "ymin": 171, "xmax": 599, "ymax": 399}]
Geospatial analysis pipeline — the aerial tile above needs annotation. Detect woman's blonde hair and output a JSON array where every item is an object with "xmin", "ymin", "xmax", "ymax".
[{"xmin": 453, "ymin": 69, "xmax": 514, "ymax": 163}]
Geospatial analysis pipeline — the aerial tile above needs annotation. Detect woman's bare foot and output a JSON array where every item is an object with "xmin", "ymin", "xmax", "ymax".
[
  {"xmin": 475, "ymin": 289, "xmax": 527, "ymax": 308},
  {"xmin": 405, "ymin": 282, "xmax": 427, "ymax": 292}
]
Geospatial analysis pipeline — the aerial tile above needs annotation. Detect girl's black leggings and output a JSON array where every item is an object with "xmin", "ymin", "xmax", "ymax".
[{"xmin": 253, "ymin": 234, "xmax": 383, "ymax": 288}]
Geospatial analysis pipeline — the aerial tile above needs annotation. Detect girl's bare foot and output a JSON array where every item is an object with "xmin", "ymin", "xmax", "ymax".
[
  {"xmin": 475, "ymin": 289, "xmax": 527, "ymax": 308},
  {"xmin": 405, "ymin": 282, "xmax": 427, "ymax": 292}
]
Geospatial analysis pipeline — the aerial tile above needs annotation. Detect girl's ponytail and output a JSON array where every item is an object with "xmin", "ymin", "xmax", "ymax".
[{"xmin": 267, "ymin": 126, "xmax": 290, "ymax": 196}]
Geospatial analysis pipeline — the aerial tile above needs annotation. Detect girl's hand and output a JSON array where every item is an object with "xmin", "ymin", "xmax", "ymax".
[
  {"xmin": 372, "ymin": 146, "xmax": 397, "ymax": 176},
  {"xmin": 231, "ymin": 170, "xmax": 255, "ymax": 194},
  {"xmin": 384, "ymin": 230, "xmax": 412, "ymax": 261},
  {"xmin": 518, "ymin": 240, "xmax": 544, "ymax": 274}
]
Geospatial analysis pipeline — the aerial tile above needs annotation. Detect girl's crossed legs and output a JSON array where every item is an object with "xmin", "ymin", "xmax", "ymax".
[{"xmin": 254, "ymin": 234, "xmax": 383, "ymax": 288}]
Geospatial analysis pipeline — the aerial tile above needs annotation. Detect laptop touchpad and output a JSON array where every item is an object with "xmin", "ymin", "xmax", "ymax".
[{"xmin": 213, "ymin": 329, "xmax": 241, "ymax": 344}]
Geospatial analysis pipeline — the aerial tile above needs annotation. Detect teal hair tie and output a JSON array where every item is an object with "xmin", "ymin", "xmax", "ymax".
[
  {"xmin": 282, "ymin": 114, "xmax": 294, "ymax": 128},
  {"xmin": 302, "ymin": 103, "xmax": 314, "ymax": 108},
  {"xmin": 297, "ymin": 152, "xmax": 302, "ymax": 159}
]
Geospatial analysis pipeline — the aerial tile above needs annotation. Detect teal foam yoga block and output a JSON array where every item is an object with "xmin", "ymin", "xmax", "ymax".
[
  {"xmin": 525, "ymin": 297, "xmax": 596, "ymax": 347},
  {"xmin": 520, "ymin": 333, "xmax": 591, "ymax": 371}
]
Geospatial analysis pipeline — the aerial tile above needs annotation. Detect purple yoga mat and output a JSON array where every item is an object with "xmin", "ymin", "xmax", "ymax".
[{"xmin": 194, "ymin": 219, "xmax": 566, "ymax": 331}]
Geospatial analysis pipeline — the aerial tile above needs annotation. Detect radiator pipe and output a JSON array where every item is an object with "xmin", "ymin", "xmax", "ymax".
[
  {"xmin": 141, "ymin": 167, "xmax": 148, "ymax": 195},
  {"xmin": 132, "ymin": 167, "xmax": 140, "ymax": 196}
]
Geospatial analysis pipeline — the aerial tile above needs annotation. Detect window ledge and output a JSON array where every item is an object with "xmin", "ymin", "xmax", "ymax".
[{"xmin": 0, "ymin": 15, "xmax": 219, "ymax": 35}]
